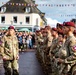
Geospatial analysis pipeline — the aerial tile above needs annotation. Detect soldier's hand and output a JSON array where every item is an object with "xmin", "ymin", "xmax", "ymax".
[
  {"xmin": 3, "ymin": 56, "xmax": 6, "ymax": 60},
  {"xmin": 47, "ymin": 54, "xmax": 50, "ymax": 57},
  {"xmin": 48, "ymin": 53, "xmax": 51, "ymax": 57},
  {"xmin": 2, "ymin": 56, "xmax": 8, "ymax": 60},
  {"xmin": 16, "ymin": 55, "xmax": 19, "ymax": 60},
  {"xmin": 57, "ymin": 58, "xmax": 64, "ymax": 63},
  {"xmin": 9, "ymin": 50, "xmax": 12, "ymax": 53}
]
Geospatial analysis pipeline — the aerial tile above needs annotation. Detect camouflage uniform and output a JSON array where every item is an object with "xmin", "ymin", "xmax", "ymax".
[
  {"xmin": 62, "ymin": 34, "xmax": 76, "ymax": 75},
  {"xmin": 49, "ymin": 38, "xmax": 58, "ymax": 75},
  {"xmin": 52, "ymin": 41, "xmax": 67, "ymax": 75},
  {"xmin": 0, "ymin": 35, "xmax": 19, "ymax": 75},
  {"xmin": 45, "ymin": 32, "xmax": 53, "ymax": 74},
  {"xmin": 45, "ymin": 32, "xmax": 53, "ymax": 63},
  {"xmin": 36, "ymin": 33, "xmax": 44, "ymax": 63}
]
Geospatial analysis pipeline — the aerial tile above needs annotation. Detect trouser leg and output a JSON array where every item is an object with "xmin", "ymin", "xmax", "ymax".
[
  {"xmin": 12, "ymin": 60, "xmax": 19, "ymax": 75},
  {"xmin": 13, "ymin": 69, "xmax": 19, "ymax": 75},
  {"xmin": 3, "ymin": 60, "xmax": 12, "ymax": 75}
]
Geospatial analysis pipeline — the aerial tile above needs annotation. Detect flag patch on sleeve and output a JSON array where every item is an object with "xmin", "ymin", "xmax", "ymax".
[{"xmin": 72, "ymin": 46, "xmax": 76, "ymax": 52}]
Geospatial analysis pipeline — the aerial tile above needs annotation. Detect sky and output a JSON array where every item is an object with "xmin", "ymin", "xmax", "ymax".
[{"xmin": 0, "ymin": 0, "xmax": 76, "ymax": 27}]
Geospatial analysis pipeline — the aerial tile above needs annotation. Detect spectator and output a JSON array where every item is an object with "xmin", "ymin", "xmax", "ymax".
[{"xmin": 17, "ymin": 32, "xmax": 23, "ymax": 51}]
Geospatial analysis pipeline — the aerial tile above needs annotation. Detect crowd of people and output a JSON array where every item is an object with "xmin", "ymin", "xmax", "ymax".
[
  {"xmin": 17, "ymin": 31, "xmax": 35, "ymax": 51},
  {"xmin": 0, "ymin": 29, "xmax": 35, "ymax": 51},
  {"xmin": 35, "ymin": 21, "xmax": 76, "ymax": 75}
]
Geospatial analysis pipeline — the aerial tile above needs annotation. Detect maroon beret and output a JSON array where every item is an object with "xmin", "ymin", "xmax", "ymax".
[
  {"xmin": 8, "ymin": 26, "xmax": 15, "ymax": 29},
  {"xmin": 63, "ymin": 22, "xmax": 75, "ymax": 27},
  {"xmin": 52, "ymin": 28, "xmax": 57, "ymax": 31}
]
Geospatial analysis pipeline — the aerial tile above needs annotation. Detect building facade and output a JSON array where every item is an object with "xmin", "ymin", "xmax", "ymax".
[{"xmin": 0, "ymin": 0, "xmax": 47, "ymax": 31}]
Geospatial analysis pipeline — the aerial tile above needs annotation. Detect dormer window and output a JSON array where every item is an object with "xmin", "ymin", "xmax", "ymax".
[
  {"xmin": 1, "ymin": 7, "xmax": 6, "ymax": 13},
  {"xmin": 26, "ymin": 7, "xmax": 31, "ymax": 13}
]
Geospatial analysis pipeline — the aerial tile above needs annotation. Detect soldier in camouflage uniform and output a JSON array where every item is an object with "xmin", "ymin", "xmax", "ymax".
[
  {"xmin": 57, "ymin": 22, "xmax": 76, "ymax": 75},
  {"xmin": 51, "ymin": 30, "xmax": 67, "ymax": 75},
  {"xmin": 36, "ymin": 30, "xmax": 44, "ymax": 63},
  {"xmin": 35, "ymin": 30, "xmax": 40, "ymax": 58},
  {"xmin": 41, "ymin": 29, "xmax": 47, "ymax": 70},
  {"xmin": 49, "ymin": 28, "xmax": 58, "ymax": 75},
  {"xmin": 44, "ymin": 26, "xmax": 53, "ymax": 74},
  {"xmin": 0, "ymin": 26, "xmax": 19, "ymax": 75}
]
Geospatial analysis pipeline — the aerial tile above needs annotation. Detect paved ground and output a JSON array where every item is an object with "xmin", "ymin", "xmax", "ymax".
[{"xmin": 0, "ymin": 50, "xmax": 45, "ymax": 75}]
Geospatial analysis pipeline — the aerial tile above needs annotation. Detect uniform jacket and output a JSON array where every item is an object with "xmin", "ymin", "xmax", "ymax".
[{"xmin": 0, "ymin": 35, "xmax": 19, "ymax": 60}]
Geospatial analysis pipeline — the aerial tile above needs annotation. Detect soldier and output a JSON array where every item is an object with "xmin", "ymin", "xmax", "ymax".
[
  {"xmin": 0, "ymin": 26, "xmax": 19, "ymax": 75},
  {"xmin": 57, "ymin": 22, "xmax": 76, "ymax": 75},
  {"xmin": 49, "ymin": 28, "xmax": 58, "ymax": 57},
  {"xmin": 36, "ymin": 30, "xmax": 44, "ymax": 63},
  {"xmin": 48, "ymin": 28, "xmax": 58, "ymax": 75},
  {"xmin": 44, "ymin": 26, "xmax": 53, "ymax": 74},
  {"xmin": 52, "ymin": 30, "xmax": 66, "ymax": 75},
  {"xmin": 40, "ymin": 29, "xmax": 49, "ymax": 74},
  {"xmin": 45, "ymin": 26, "xmax": 53, "ymax": 58}
]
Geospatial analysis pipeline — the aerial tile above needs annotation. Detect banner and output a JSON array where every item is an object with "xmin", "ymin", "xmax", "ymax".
[
  {"xmin": 45, "ymin": 14, "xmax": 76, "ymax": 17},
  {"xmin": 0, "ymin": 2, "xmax": 76, "ymax": 7}
]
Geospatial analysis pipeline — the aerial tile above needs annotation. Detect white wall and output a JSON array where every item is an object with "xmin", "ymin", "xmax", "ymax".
[
  {"xmin": 32, "ymin": 14, "xmax": 41, "ymax": 26},
  {"xmin": 0, "ymin": 13, "xmax": 41, "ymax": 27}
]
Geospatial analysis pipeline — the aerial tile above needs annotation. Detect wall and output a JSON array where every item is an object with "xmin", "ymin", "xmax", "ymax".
[{"xmin": 0, "ymin": 13, "xmax": 42, "ymax": 28}]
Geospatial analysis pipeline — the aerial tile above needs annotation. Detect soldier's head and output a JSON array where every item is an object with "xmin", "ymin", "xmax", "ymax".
[
  {"xmin": 35, "ymin": 30, "xmax": 40, "ymax": 36},
  {"xmin": 45, "ymin": 26, "xmax": 51, "ymax": 33},
  {"xmin": 42, "ymin": 30, "xmax": 47, "ymax": 37},
  {"xmin": 58, "ymin": 30, "xmax": 64, "ymax": 42},
  {"xmin": 63, "ymin": 22, "xmax": 75, "ymax": 35},
  {"xmin": 56, "ymin": 23, "xmax": 63, "ymax": 31},
  {"xmin": 51, "ymin": 28, "xmax": 58, "ymax": 37},
  {"xmin": 38, "ymin": 30, "xmax": 41, "ymax": 36},
  {"xmin": 8, "ymin": 26, "xmax": 15, "ymax": 36}
]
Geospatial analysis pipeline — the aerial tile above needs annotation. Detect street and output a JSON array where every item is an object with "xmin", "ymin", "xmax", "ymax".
[{"xmin": 0, "ymin": 50, "xmax": 44, "ymax": 75}]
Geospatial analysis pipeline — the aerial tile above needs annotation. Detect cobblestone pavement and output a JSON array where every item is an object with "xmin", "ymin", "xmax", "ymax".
[{"xmin": 0, "ymin": 51, "xmax": 45, "ymax": 75}]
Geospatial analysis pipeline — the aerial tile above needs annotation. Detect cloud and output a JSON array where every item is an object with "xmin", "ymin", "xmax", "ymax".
[
  {"xmin": 46, "ymin": 18, "xmax": 61, "ymax": 27},
  {"xmin": 0, "ymin": 0, "xmax": 76, "ymax": 23},
  {"xmin": 36, "ymin": 0, "xmax": 76, "ymax": 22}
]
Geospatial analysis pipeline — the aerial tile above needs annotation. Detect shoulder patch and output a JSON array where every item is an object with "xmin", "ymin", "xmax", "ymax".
[{"xmin": 72, "ymin": 46, "xmax": 76, "ymax": 52}]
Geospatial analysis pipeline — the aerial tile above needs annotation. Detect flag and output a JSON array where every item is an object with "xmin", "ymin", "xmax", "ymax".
[
  {"xmin": 16, "ymin": 3, "xmax": 18, "ymax": 6},
  {"xmin": 13, "ymin": 3, "xmax": 14, "ymax": 6}
]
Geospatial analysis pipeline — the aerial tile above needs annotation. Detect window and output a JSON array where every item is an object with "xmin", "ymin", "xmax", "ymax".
[
  {"xmin": 26, "ymin": 7, "xmax": 31, "ymax": 13},
  {"xmin": 1, "ymin": 7, "xmax": 6, "ymax": 13},
  {"xmin": 1, "ymin": 16, "xmax": 5, "ymax": 23},
  {"xmin": 26, "ymin": 17, "xmax": 30, "ymax": 24},
  {"xmin": 13, "ymin": 16, "xmax": 17, "ymax": 23}
]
